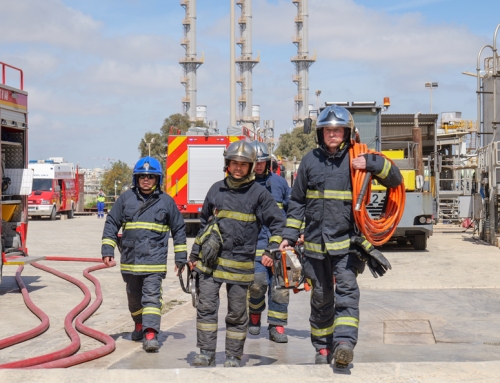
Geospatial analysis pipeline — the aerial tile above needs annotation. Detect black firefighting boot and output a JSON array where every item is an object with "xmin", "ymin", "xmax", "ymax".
[
  {"xmin": 248, "ymin": 313, "xmax": 261, "ymax": 335},
  {"xmin": 315, "ymin": 348, "xmax": 333, "ymax": 364},
  {"xmin": 142, "ymin": 328, "xmax": 159, "ymax": 352},
  {"xmin": 333, "ymin": 342, "xmax": 354, "ymax": 368},
  {"xmin": 192, "ymin": 349, "xmax": 216, "ymax": 367},
  {"xmin": 269, "ymin": 325, "xmax": 288, "ymax": 343},
  {"xmin": 224, "ymin": 355, "xmax": 241, "ymax": 367},
  {"xmin": 131, "ymin": 323, "xmax": 143, "ymax": 341}
]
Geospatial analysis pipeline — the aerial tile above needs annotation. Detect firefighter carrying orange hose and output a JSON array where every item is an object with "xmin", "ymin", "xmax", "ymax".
[{"xmin": 279, "ymin": 105, "xmax": 404, "ymax": 368}]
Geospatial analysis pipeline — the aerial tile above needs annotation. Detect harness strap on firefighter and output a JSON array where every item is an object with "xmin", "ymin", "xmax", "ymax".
[{"xmin": 349, "ymin": 140, "xmax": 406, "ymax": 246}]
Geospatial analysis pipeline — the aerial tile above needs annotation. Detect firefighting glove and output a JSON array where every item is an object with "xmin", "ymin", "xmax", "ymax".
[
  {"xmin": 201, "ymin": 231, "xmax": 222, "ymax": 269},
  {"xmin": 175, "ymin": 261, "xmax": 186, "ymax": 272},
  {"xmin": 350, "ymin": 236, "xmax": 392, "ymax": 278},
  {"xmin": 189, "ymin": 252, "xmax": 200, "ymax": 263}
]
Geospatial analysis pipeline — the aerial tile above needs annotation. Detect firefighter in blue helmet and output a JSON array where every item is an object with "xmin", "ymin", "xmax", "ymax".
[
  {"xmin": 279, "ymin": 105, "xmax": 403, "ymax": 367},
  {"xmin": 101, "ymin": 156, "xmax": 187, "ymax": 352},
  {"xmin": 189, "ymin": 140, "xmax": 285, "ymax": 367},
  {"xmin": 247, "ymin": 141, "xmax": 291, "ymax": 343}
]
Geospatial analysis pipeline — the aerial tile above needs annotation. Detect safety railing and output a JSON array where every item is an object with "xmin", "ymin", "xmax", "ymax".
[{"xmin": 0, "ymin": 62, "xmax": 24, "ymax": 90}]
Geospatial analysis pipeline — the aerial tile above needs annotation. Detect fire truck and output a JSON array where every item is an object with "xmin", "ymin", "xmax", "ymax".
[
  {"xmin": 1, "ymin": 62, "xmax": 42, "ymax": 284},
  {"xmin": 28, "ymin": 158, "xmax": 79, "ymax": 220},
  {"xmin": 165, "ymin": 126, "xmax": 256, "ymax": 234}
]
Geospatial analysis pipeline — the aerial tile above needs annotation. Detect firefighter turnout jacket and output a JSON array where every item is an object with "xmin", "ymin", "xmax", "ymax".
[
  {"xmin": 255, "ymin": 171, "xmax": 290, "ymax": 260},
  {"xmin": 101, "ymin": 187, "xmax": 187, "ymax": 275},
  {"xmin": 282, "ymin": 144, "xmax": 402, "ymax": 258},
  {"xmin": 191, "ymin": 178, "xmax": 285, "ymax": 285}
]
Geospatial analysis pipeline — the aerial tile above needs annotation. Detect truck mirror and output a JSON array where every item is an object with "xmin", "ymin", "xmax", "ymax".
[
  {"xmin": 303, "ymin": 118, "xmax": 312, "ymax": 134},
  {"xmin": 55, "ymin": 185, "xmax": 61, "ymax": 192}
]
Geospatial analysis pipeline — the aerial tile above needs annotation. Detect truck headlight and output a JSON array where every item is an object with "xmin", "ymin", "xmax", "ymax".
[{"xmin": 41, "ymin": 200, "xmax": 51, "ymax": 205}]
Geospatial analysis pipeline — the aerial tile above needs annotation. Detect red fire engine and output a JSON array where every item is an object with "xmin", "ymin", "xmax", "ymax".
[
  {"xmin": 1, "ymin": 62, "xmax": 44, "ymax": 283},
  {"xmin": 28, "ymin": 158, "xmax": 79, "ymax": 220}
]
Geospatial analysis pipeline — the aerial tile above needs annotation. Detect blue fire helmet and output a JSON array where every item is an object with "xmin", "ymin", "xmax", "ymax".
[{"xmin": 133, "ymin": 156, "xmax": 163, "ymax": 187}]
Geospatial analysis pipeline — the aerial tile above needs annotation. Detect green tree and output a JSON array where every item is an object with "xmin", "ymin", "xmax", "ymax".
[
  {"xmin": 160, "ymin": 113, "xmax": 193, "ymax": 138},
  {"xmin": 101, "ymin": 161, "xmax": 133, "ymax": 198},
  {"xmin": 137, "ymin": 113, "xmax": 209, "ymax": 181},
  {"xmin": 138, "ymin": 132, "xmax": 164, "ymax": 161},
  {"xmin": 274, "ymin": 124, "xmax": 317, "ymax": 161},
  {"xmin": 137, "ymin": 114, "xmax": 193, "ymax": 164}
]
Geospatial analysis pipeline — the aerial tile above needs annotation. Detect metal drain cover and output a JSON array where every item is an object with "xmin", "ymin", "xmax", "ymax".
[{"xmin": 383, "ymin": 320, "xmax": 436, "ymax": 345}]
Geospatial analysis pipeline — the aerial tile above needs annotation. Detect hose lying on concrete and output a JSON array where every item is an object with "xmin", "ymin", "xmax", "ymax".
[
  {"xmin": 30, "ymin": 261, "xmax": 116, "ymax": 368},
  {"xmin": 0, "ymin": 265, "xmax": 50, "ymax": 350},
  {"xmin": 0, "ymin": 257, "xmax": 115, "ymax": 369}
]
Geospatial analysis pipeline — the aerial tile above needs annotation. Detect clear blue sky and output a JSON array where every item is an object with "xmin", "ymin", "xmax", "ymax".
[{"xmin": 1, "ymin": 0, "xmax": 498, "ymax": 168}]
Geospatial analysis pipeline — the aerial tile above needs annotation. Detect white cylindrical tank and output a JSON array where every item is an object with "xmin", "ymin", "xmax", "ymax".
[
  {"xmin": 196, "ymin": 105, "xmax": 207, "ymax": 119},
  {"xmin": 252, "ymin": 105, "xmax": 260, "ymax": 119}
]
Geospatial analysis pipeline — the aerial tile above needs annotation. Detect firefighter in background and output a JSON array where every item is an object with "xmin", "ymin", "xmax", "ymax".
[
  {"xmin": 271, "ymin": 157, "xmax": 279, "ymax": 174},
  {"xmin": 97, "ymin": 189, "xmax": 106, "ymax": 218},
  {"xmin": 247, "ymin": 141, "xmax": 291, "ymax": 343},
  {"xmin": 279, "ymin": 105, "xmax": 402, "ymax": 367},
  {"xmin": 189, "ymin": 140, "xmax": 285, "ymax": 367},
  {"xmin": 101, "ymin": 156, "xmax": 187, "ymax": 352}
]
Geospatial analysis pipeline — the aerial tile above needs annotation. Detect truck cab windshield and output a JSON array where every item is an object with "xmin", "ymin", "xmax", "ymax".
[{"xmin": 32, "ymin": 179, "xmax": 53, "ymax": 191}]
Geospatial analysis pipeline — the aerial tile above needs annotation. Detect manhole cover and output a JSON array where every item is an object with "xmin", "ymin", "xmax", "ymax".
[{"xmin": 383, "ymin": 319, "xmax": 436, "ymax": 345}]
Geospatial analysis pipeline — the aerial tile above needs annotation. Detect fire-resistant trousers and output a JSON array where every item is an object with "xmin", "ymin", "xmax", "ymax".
[
  {"xmin": 248, "ymin": 260, "xmax": 289, "ymax": 326},
  {"xmin": 196, "ymin": 272, "xmax": 249, "ymax": 357},
  {"xmin": 303, "ymin": 253, "xmax": 361, "ymax": 351},
  {"xmin": 122, "ymin": 273, "xmax": 164, "ymax": 333}
]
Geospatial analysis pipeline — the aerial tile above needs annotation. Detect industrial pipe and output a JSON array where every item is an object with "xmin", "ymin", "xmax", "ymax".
[
  {"xmin": 493, "ymin": 23, "xmax": 500, "ymax": 142},
  {"xmin": 476, "ymin": 44, "xmax": 494, "ymax": 146},
  {"xmin": 413, "ymin": 112, "xmax": 424, "ymax": 177}
]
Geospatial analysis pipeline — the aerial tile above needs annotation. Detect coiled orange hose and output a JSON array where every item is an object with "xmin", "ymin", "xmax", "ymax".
[{"xmin": 349, "ymin": 141, "xmax": 406, "ymax": 246}]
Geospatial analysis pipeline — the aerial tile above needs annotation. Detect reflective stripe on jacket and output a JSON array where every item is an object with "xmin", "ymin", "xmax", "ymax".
[
  {"xmin": 192, "ymin": 178, "xmax": 285, "ymax": 285},
  {"xmin": 101, "ymin": 188, "xmax": 187, "ymax": 275},
  {"xmin": 282, "ymin": 144, "xmax": 402, "ymax": 259}
]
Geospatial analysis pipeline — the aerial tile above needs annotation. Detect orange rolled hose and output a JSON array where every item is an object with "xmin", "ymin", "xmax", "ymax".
[{"xmin": 349, "ymin": 141, "xmax": 406, "ymax": 246}]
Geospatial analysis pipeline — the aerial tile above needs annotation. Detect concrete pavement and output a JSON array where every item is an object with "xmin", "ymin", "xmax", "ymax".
[{"xmin": 2, "ymin": 217, "xmax": 500, "ymax": 382}]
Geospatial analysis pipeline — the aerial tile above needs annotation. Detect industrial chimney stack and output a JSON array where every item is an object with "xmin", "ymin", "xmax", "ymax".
[
  {"xmin": 291, "ymin": 0, "xmax": 315, "ymax": 125},
  {"xmin": 235, "ymin": 0, "xmax": 260, "ymax": 132},
  {"xmin": 180, "ymin": 0, "xmax": 204, "ymax": 126}
]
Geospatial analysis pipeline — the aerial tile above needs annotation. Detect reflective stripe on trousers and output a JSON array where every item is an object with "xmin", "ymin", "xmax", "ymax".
[
  {"xmin": 303, "ymin": 253, "xmax": 361, "ymax": 351},
  {"xmin": 248, "ymin": 260, "xmax": 289, "ymax": 325},
  {"xmin": 196, "ymin": 273, "xmax": 249, "ymax": 357},
  {"xmin": 122, "ymin": 273, "xmax": 164, "ymax": 333}
]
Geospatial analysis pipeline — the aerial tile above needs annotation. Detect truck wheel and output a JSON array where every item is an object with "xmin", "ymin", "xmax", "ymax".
[
  {"xmin": 412, "ymin": 235, "xmax": 427, "ymax": 250},
  {"xmin": 396, "ymin": 238, "xmax": 408, "ymax": 246},
  {"xmin": 49, "ymin": 207, "xmax": 57, "ymax": 221},
  {"xmin": 67, "ymin": 204, "xmax": 74, "ymax": 219}
]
